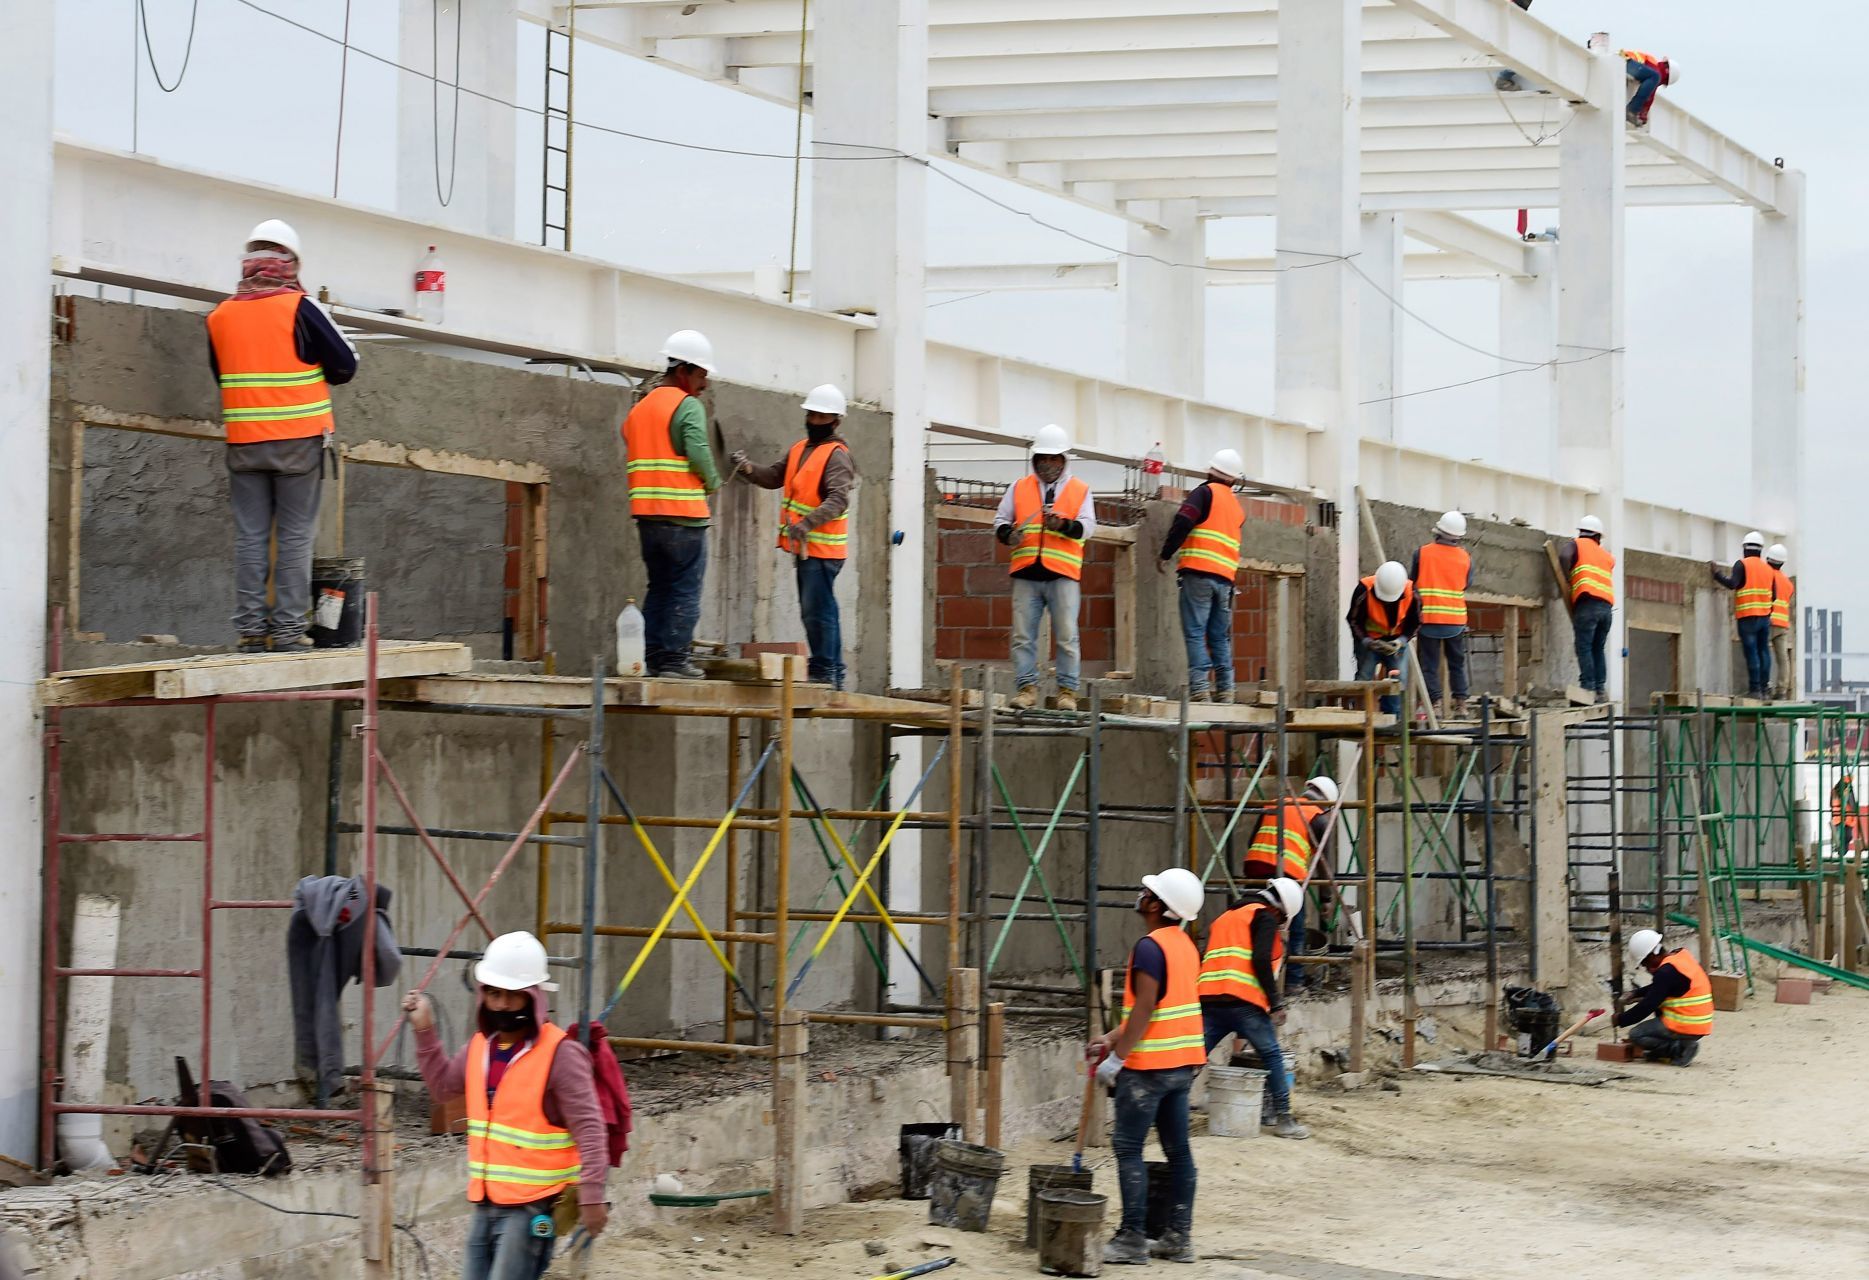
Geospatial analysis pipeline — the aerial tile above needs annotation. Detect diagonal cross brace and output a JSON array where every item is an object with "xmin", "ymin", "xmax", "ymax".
[{"xmin": 985, "ymin": 756, "xmax": 1086, "ymax": 983}]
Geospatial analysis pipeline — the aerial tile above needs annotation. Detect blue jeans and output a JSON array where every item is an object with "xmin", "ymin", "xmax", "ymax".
[
  {"xmin": 795, "ymin": 558, "xmax": 844, "ymax": 688},
  {"xmin": 463, "ymin": 1201, "xmax": 556, "ymax": 1280},
  {"xmin": 1202, "ymin": 1002, "xmax": 1291, "ymax": 1116},
  {"xmin": 1111, "ymin": 1066, "xmax": 1195, "ymax": 1239},
  {"xmin": 1626, "ymin": 60, "xmax": 1660, "ymax": 118},
  {"xmin": 1737, "ymin": 616, "xmax": 1772, "ymax": 694},
  {"xmin": 637, "ymin": 521, "xmax": 708, "ymax": 671},
  {"xmin": 1572, "ymin": 595, "xmax": 1613, "ymax": 693},
  {"xmin": 1011, "ymin": 575, "xmax": 1081, "ymax": 692},
  {"xmin": 1177, "ymin": 572, "xmax": 1235, "ymax": 695},
  {"xmin": 1417, "ymin": 629, "xmax": 1469, "ymax": 703},
  {"xmin": 1626, "ymin": 1017, "xmax": 1700, "ymax": 1063},
  {"xmin": 1354, "ymin": 639, "xmax": 1407, "ymax": 715}
]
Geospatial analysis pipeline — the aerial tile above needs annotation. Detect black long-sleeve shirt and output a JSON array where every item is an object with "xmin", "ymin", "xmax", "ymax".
[
  {"xmin": 1346, "ymin": 582, "xmax": 1422, "ymax": 643},
  {"xmin": 1711, "ymin": 554, "xmax": 1761, "ymax": 591},
  {"xmin": 1200, "ymin": 900, "xmax": 1285, "ymax": 1014},
  {"xmin": 206, "ymin": 294, "xmax": 360, "ymax": 386},
  {"xmin": 1159, "ymin": 482, "xmax": 1215, "ymax": 563},
  {"xmin": 1615, "ymin": 960, "xmax": 1691, "ymax": 1027}
]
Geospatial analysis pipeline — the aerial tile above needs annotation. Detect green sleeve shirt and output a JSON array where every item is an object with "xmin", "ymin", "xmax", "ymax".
[{"xmin": 663, "ymin": 395, "xmax": 721, "ymax": 526}]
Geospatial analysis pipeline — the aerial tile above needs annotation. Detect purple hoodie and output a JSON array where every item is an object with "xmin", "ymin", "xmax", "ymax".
[{"xmin": 414, "ymin": 985, "xmax": 610, "ymax": 1206}]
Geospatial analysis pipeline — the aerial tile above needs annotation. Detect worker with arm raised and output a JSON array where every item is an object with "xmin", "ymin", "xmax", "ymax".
[
  {"xmin": 1346, "ymin": 560, "xmax": 1418, "ymax": 716},
  {"xmin": 1709, "ymin": 532, "xmax": 1775, "ymax": 698},
  {"xmin": 1157, "ymin": 449, "xmax": 1247, "ymax": 704},
  {"xmin": 1411, "ymin": 511, "xmax": 1475, "ymax": 720},
  {"xmin": 1558, "ymin": 515, "xmax": 1616, "ymax": 705},
  {"xmin": 994, "ymin": 425, "xmax": 1097, "ymax": 712},
  {"xmin": 1243, "ymin": 777, "xmax": 1337, "ymax": 995},
  {"xmin": 1199, "ymin": 877, "xmax": 1310, "ymax": 1140},
  {"xmin": 1614, "ymin": 929, "xmax": 1713, "ymax": 1067}
]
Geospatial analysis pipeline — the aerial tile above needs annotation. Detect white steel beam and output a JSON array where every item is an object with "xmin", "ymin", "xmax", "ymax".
[
  {"xmin": 1638, "ymin": 101, "xmax": 1785, "ymax": 212},
  {"xmin": 1359, "ymin": 213, "xmax": 1406, "ymax": 443},
  {"xmin": 1404, "ymin": 209, "xmax": 1533, "ymax": 277},
  {"xmin": 1122, "ymin": 200, "xmax": 1206, "ymax": 395},
  {"xmin": 1383, "ymin": 0, "xmax": 1594, "ymax": 101},
  {"xmin": 1751, "ymin": 170, "xmax": 1805, "ymax": 540},
  {"xmin": 1202, "ymin": 184, "xmax": 1740, "ymax": 216},
  {"xmin": 1497, "ymin": 237, "xmax": 1557, "ymax": 476},
  {"xmin": 928, "ymin": 69, "xmax": 1498, "ymax": 115}
]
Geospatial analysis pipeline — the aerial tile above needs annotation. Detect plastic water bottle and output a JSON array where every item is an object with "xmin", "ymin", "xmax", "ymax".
[
  {"xmin": 414, "ymin": 245, "xmax": 446, "ymax": 324},
  {"xmin": 1142, "ymin": 442, "xmax": 1167, "ymax": 496},
  {"xmin": 615, "ymin": 599, "xmax": 645, "ymax": 677}
]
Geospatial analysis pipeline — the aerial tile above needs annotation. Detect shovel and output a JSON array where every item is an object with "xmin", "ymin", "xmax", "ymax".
[
  {"xmin": 1071, "ymin": 1056, "xmax": 1101, "ymax": 1173},
  {"xmin": 872, "ymin": 1260, "xmax": 958, "ymax": 1280},
  {"xmin": 647, "ymin": 1187, "xmax": 772, "ymax": 1208},
  {"xmin": 1535, "ymin": 1008, "xmax": 1606, "ymax": 1059}
]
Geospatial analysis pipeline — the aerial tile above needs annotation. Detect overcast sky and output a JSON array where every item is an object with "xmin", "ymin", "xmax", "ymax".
[{"xmin": 55, "ymin": 0, "xmax": 1863, "ymax": 631}]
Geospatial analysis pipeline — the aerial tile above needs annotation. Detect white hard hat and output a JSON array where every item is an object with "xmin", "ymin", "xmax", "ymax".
[
  {"xmin": 1031, "ymin": 424, "xmax": 1073, "ymax": 457},
  {"xmin": 1767, "ymin": 543, "xmax": 1788, "ymax": 566},
  {"xmin": 1304, "ymin": 776, "xmax": 1340, "ymax": 806},
  {"xmin": 1578, "ymin": 514, "xmax": 1605, "ymax": 537},
  {"xmin": 245, "ymin": 219, "xmax": 302, "ymax": 259},
  {"xmin": 661, "ymin": 329, "xmax": 717, "ymax": 373},
  {"xmin": 1662, "ymin": 60, "xmax": 1681, "ymax": 88},
  {"xmin": 1742, "ymin": 530, "xmax": 1765, "ymax": 550},
  {"xmin": 1625, "ymin": 928, "xmax": 1663, "ymax": 970},
  {"xmin": 1264, "ymin": 877, "xmax": 1304, "ymax": 920},
  {"xmin": 1207, "ymin": 449, "xmax": 1244, "ymax": 481},
  {"xmin": 801, "ymin": 383, "xmax": 847, "ymax": 416},
  {"xmin": 1436, "ymin": 510, "xmax": 1468, "ymax": 539},
  {"xmin": 1374, "ymin": 561, "xmax": 1409, "ymax": 603},
  {"xmin": 475, "ymin": 931, "xmax": 557, "ymax": 992},
  {"xmin": 1141, "ymin": 867, "xmax": 1206, "ymax": 922}
]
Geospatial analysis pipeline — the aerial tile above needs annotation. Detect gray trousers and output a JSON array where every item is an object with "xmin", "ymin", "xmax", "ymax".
[{"xmin": 228, "ymin": 438, "xmax": 324, "ymax": 640}]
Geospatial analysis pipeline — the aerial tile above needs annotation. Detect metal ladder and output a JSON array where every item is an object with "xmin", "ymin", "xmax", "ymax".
[{"xmin": 540, "ymin": 20, "xmax": 574, "ymax": 250}]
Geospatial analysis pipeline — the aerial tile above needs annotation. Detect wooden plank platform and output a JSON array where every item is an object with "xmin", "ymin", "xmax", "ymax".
[
  {"xmin": 40, "ymin": 642, "xmax": 472, "ymax": 706},
  {"xmin": 381, "ymin": 672, "xmax": 957, "ymax": 721}
]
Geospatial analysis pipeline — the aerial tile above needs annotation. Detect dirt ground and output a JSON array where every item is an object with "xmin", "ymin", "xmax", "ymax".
[{"xmin": 568, "ymin": 985, "xmax": 1869, "ymax": 1280}]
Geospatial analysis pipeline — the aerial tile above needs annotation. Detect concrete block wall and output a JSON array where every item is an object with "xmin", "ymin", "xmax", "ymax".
[{"xmin": 931, "ymin": 517, "xmax": 1121, "ymax": 675}]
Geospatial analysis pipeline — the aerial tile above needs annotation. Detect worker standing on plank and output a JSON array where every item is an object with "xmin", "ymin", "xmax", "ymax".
[
  {"xmin": 403, "ymin": 932, "xmax": 610, "ymax": 1280},
  {"xmin": 1767, "ymin": 544, "xmax": 1794, "ymax": 699},
  {"xmin": 621, "ymin": 331, "xmax": 722, "ymax": 679},
  {"xmin": 1346, "ymin": 560, "xmax": 1419, "ymax": 716},
  {"xmin": 1614, "ymin": 930, "xmax": 1712, "ymax": 1066},
  {"xmin": 1621, "ymin": 48, "xmax": 1680, "ymax": 130},
  {"xmin": 994, "ymin": 425, "xmax": 1097, "ymax": 712},
  {"xmin": 1157, "ymin": 449, "xmax": 1246, "ymax": 704},
  {"xmin": 1198, "ymin": 877, "xmax": 1310, "ymax": 1140},
  {"xmin": 205, "ymin": 220, "xmax": 358, "ymax": 652},
  {"xmin": 1709, "ymin": 531, "xmax": 1775, "ymax": 698},
  {"xmin": 732, "ymin": 384, "xmax": 856, "ymax": 689},
  {"xmin": 1090, "ymin": 867, "xmax": 1207, "ymax": 1265},
  {"xmin": 1412, "ymin": 511, "xmax": 1475, "ymax": 719},
  {"xmin": 1559, "ymin": 515, "xmax": 1616, "ymax": 705},
  {"xmin": 1243, "ymin": 777, "xmax": 1336, "ymax": 994}
]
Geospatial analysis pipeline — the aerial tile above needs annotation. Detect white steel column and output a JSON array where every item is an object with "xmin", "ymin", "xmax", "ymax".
[
  {"xmin": 1276, "ymin": 0, "xmax": 1362, "ymax": 677},
  {"xmin": 0, "ymin": 5, "xmax": 52, "ymax": 1162},
  {"xmin": 1122, "ymin": 199, "xmax": 1205, "ymax": 397},
  {"xmin": 811, "ymin": 0, "xmax": 931, "ymax": 1006},
  {"xmin": 397, "ymin": 0, "xmax": 518, "ymax": 237},
  {"xmin": 1358, "ymin": 212, "xmax": 1404, "ymax": 443},
  {"xmin": 1498, "ymin": 238, "xmax": 1558, "ymax": 475},
  {"xmin": 1752, "ymin": 170, "xmax": 1805, "ymax": 540}
]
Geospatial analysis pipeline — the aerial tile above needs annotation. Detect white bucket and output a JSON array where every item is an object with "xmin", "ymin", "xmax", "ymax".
[{"xmin": 1206, "ymin": 1064, "xmax": 1266, "ymax": 1138}]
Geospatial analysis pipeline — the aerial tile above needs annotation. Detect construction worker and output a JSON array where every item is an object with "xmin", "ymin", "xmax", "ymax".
[
  {"xmin": 1158, "ymin": 449, "xmax": 1246, "ymax": 703},
  {"xmin": 1710, "ymin": 531, "xmax": 1775, "ymax": 698},
  {"xmin": 1347, "ymin": 560, "xmax": 1418, "ymax": 715},
  {"xmin": 1244, "ymin": 777, "xmax": 1337, "ymax": 993},
  {"xmin": 622, "ymin": 331, "xmax": 722, "ymax": 679},
  {"xmin": 1559, "ymin": 515, "xmax": 1616, "ymax": 704},
  {"xmin": 1832, "ymin": 774, "xmax": 1859, "ymax": 856},
  {"xmin": 1411, "ymin": 512, "xmax": 1474, "ymax": 718},
  {"xmin": 732, "ymin": 384, "xmax": 855, "ymax": 689},
  {"xmin": 1089, "ymin": 867, "xmax": 1207, "ymax": 1265},
  {"xmin": 1767, "ymin": 544, "xmax": 1794, "ymax": 699},
  {"xmin": 403, "ymin": 932, "xmax": 610, "ymax": 1279},
  {"xmin": 1621, "ymin": 48, "xmax": 1680, "ymax": 130},
  {"xmin": 1198, "ymin": 877, "xmax": 1310, "ymax": 1140},
  {"xmin": 994, "ymin": 425, "xmax": 1097, "ymax": 712},
  {"xmin": 205, "ymin": 220, "xmax": 358, "ymax": 652},
  {"xmin": 1614, "ymin": 930, "xmax": 1712, "ymax": 1066}
]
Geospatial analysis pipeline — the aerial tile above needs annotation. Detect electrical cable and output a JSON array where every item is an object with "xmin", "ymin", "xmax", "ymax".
[
  {"xmin": 784, "ymin": 0, "xmax": 809, "ymax": 302},
  {"xmin": 1359, "ymin": 346, "xmax": 1622, "ymax": 406},
  {"xmin": 138, "ymin": 0, "xmax": 202, "ymax": 93},
  {"xmin": 198, "ymin": 1177, "xmax": 436, "ymax": 1280},
  {"xmin": 432, "ymin": 0, "xmax": 463, "ymax": 207},
  {"xmin": 331, "ymin": 0, "xmax": 353, "ymax": 199},
  {"xmin": 1492, "ymin": 78, "xmax": 1575, "ymax": 148}
]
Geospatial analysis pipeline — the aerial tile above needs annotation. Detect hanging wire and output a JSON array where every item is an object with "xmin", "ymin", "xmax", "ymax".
[
  {"xmin": 331, "ymin": 0, "xmax": 354, "ymax": 198},
  {"xmin": 432, "ymin": 0, "xmax": 463, "ymax": 207},
  {"xmin": 137, "ymin": 0, "xmax": 201, "ymax": 93},
  {"xmin": 783, "ymin": 0, "xmax": 809, "ymax": 302},
  {"xmin": 1359, "ymin": 347, "xmax": 1624, "ymax": 407}
]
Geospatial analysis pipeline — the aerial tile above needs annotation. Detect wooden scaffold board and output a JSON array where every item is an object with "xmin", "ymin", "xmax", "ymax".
[{"xmin": 39, "ymin": 642, "xmax": 472, "ymax": 706}]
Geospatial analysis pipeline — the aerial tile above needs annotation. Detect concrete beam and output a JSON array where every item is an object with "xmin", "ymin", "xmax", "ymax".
[
  {"xmin": 1404, "ymin": 209, "xmax": 1533, "ymax": 278},
  {"xmin": 1497, "ymin": 238, "xmax": 1557, "ymax": 476}
]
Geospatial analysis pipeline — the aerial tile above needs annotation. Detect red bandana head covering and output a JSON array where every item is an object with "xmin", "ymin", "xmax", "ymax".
[{"xmin": 234, "ymin": 248, "xmax": 303, "ymax": 299}]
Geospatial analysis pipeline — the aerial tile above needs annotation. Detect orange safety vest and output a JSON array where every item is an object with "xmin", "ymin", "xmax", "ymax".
[
  {"xmin": 1733, "ymin": 557, "xmax": 1774, "ymax": 620},
  {"xmin": 1621, "ymin": 48, "xmax": 1665, "ymax": 72},
  {"xmin": 779, "ymin": 439, "xmax": 850, "ymax": 559},
  {"xmin": 1175, "ymin": 482, "xmax": 1244, "ymax": 580},
  {"xmin": 1360, "ymin": 576, "xmax": 1416, "ymax": 640},
  {"xmin": 1008, "ymin": 474, "xmax": 1090, "ymax": 581},
  {"xmin": 205, "ymin": 293, "xmax": 335, "ymax": 445},
  {"xmin": 1415, "ymin": 543, "xmax": 1471, "ymax": 627},
  {"xmin": 1121, "ymin": 926, "xmax": 1207, "ymax": 1070},
  {"xmin": 1197, "ymin": 901, "xmax": 1284, "ymax": 1011},
  {"xmin": 1656, "ymin": 950, "xmax": 1713, "ymax": 1038},
  {"xmin": 1770, "ymin": 567, "xmax": 1793, "ymax": 630},
  {"xmin": 622, "ymin": 386, "xmax": 711, "ymax": 520},
  {"xmin": 1570, "ymin": 537, "xmax": 1616, "ymax": 606},
  {"xmin": 1246, "ymin": 800, "xmax": 1322, "ymax": 882},
  {"xmin": 464, "ymin": 1023, "xmax": 582, "ymax": 1205}
]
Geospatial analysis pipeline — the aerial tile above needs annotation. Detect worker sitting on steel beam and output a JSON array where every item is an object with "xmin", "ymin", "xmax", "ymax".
[
  {"xmin": 1243, "ymin": 777, "xmax": 1336, "ymax": 994},
  {"xmin": 1614, "ymin": 929, "xmax": 1713, "ymax": 1066},
  {"xmin": 994, "ymin": 424, "xmax": 1097, "ymax": 712},
  {"xmin": 1559, "ymin": 515, "xmax": 1616, "ymax": 705},
  {"xmin": 1622, "ymin": 48, "xmax": 1680, "ymax": 130},
  {"xmin": 1347, "ymin": 560, "xmax": 1419, "ymax": 716},
  {"xmin": 1767, "ymin": 543, "xmax": 1795, "ymax": 699},
  {"xmin": 1157, "ymin": 449, "xmax": 1247, "ymax": 704},
  {"xmin": 1411, "ymin": 512, "xmax": 1475, "ymax": 719},
  {"xmin": 732, "ymin": 384, "xmax": 856, "ymax": 689},
  {"xmin": 621, "ymin": 330, "xmax": 722, "ymax": 679},
  {"xmin": 1090, "ymin": 867, "xmax": 1208, "ymax": 1265},
  {"xmin": 1198, "ymin": 877, "xmax": 1310, "ymax": 1140},
  {"xmin": 205, "ymin": 219, "xmax": 358, "ymax": 652},
  {"xmin": 1709, "ymin": 531, "xmax": 1775, "ymax": 698}
]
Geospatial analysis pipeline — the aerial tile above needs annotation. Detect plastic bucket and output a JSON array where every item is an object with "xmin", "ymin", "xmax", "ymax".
[
  {"xmin": 1206, "ymin": 1064, "xmax": 1267, "ymax": 1138},
  {"xmin": 309, "ymin": 557, "xmax": 366, "ymax": 648},
  {"xmin": 1036, "ymin": 1189, "xmax": 1107, "ymax": 1277},
  {"xmin": 1025, "ymin": 1164, "xmax": 1093, "ymax": 1248},
  {"xmin": 927, "ymin": 1139, "xmax": 1006, "ymax": 1232},
  {"xmin": 898, "ymin": 1122, "xmax": 961, "ymax": 1200}
]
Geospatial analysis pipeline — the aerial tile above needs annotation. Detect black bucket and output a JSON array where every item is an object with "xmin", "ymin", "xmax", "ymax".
[
  {"xmin": 927, "ymin": 1139, "xmax": 1006, "ymax": 1232},
  {"xmin": 898, "ymin": 1122, "xmax": 961, "ymax": 1200},
  {"xmin": 309, "ymin": 557, "xmax": 366, "ymax": 648},
  {"xmin": 1025, "ymin": 1164, "xmax": 1093, "ymax": 1248}
]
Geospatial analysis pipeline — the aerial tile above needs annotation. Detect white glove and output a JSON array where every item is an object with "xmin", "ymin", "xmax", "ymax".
[{"xmin": 1095, "ymin": 1052, "xmax": 1124, "ymax": 1085}]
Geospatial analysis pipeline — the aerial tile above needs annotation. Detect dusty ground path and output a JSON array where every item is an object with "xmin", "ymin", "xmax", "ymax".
[{"xmin": 580, "ymin": 987, "xmax": 1869, "ymax": 1279}]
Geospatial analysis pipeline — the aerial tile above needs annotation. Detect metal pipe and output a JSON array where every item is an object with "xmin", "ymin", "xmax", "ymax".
[
  {"xmin": 579, "ymin": 659, "xmax": 604, "ymax": 1046},
  {"xmin": 1085, "ymin": 682, "xmax": 1104, "ymax": 1036},
  {"xmin": 343, "ymin": 821, "xmax": 584, "ymax": 846},
  {"xmin": 324, "ymin": 702, "xmax": 344, "ymax": 877},
  {"xmin": 200, "ymin": 702, "xmax": 216, "ymax": 1113},
  {"xmin": 40, "ymin": 611, "xmax": 65, "ymax": 1170},
  {"xmin": 356, "ymin": 596, "xmax": 379, "ymax": 1158}
]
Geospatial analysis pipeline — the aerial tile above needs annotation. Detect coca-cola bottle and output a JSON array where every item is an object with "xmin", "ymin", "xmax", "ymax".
[
  {"xmin": 414, "ymin": 245, "xmax": 446, "ymax": 324},
  {"xmin": 1142, "ymin": 442, "xmax": 1167, "ymax": 496}
]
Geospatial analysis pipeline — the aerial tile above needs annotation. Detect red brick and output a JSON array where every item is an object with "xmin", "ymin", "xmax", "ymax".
[
  {"xmin": 1775, "ymin": 977, "xmax": 1812, "ymax": 1005},
  {"xmin": 988, "ymin": 595, "xmax": 1011, "ymax": 628},
  {"xmin": 1081, "ymin": 630, "xmax": 1112, "ymax": 661},
  {"xmin": 1596, "ymin": 1042, "xmax": 1640, "ymax": 1063},
  {"xmin": 740, "ymin": 641, "xmax": 806, "ymax": 657},
  {"xmin": 942, "ymin": 530, "xmax": 992, "ymax": 565},
  {"xmin": 937, "ymin": 565, "xmax": 965, "ymax": 595},
  {"xmin": 935, "ymin": 629, "xmax": 964, "ymax": 661},
  {"xmin": 942, "ymin": 597, "xmax": 990, "ymax": 629},
  {"xmin": 1085, "ymin": 597, "xmax": 1115, "ymax": 628},
  {"xmin": 1082, "ymin": 563, "xmax": 1115, "ymax": 595},
  {"xmin": 966, "ymin": 566, "xmax": 1007, "ymax": 594},
  {"xmin": 962, "ymin": 630, "xmax": 1005, "ymax": 660}
]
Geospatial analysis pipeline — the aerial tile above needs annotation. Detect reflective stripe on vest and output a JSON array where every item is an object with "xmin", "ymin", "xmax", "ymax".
[
  {"xmin": 1175, "ymin": 482, "xmax": 1244, "ymax": 579},
  {"xmin": 1247, "ymin": 801, "xmax": 1321, "ymax": 882},
  {"xmin": 1770, "ymin": 567, "xmax": 1793, "ymax": 629},
  {"xmin": 1360, "ymin": 576, "xmax": 1415, "ymax": 640},
  {"xmin": 1657, "ymin": 951, "xmax": 1714, "ymax": 1037},
  {"xmin": 1570, "ymin": 537, "xmax": 1616, "ymax": 606},
  {"xmin": 1009, "ymin": 474, "xmax": 1090, "ymax": 581},
  {"xmin": 1122, "ymin": 926, "xmax": 1207, "ymax": 1070},
  {"xmin": 779, "ymin": 439, "xmax": 849, "ymax": 560},
  {"xmin": 623, "ymin": 386, "xmax": 711, "ymax": 520},
  {"xmin": 205, "ymin": 293, "xmax": 335, "ymax": 445},
  {"xmin": 1415, "ymin": 542, "xmax": 1471, "ymax": 626},
  {"xmin": 463, "ymin": 1023, "xmax": 582, "ymax": 1205},
  {"xmin": 1734, "ymin": 557, "xmax": 1774, "ymax": 620},
  {"xmin": 1197, "ymin": 901, "xmax": 1285, "ymax": 1011}
]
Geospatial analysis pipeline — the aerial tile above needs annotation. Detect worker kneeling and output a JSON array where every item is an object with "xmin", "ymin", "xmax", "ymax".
[
  {"xmin": 404, "ymin": 933, "xmax": 611, "ymax": 1280},
  {"xmin": 1615, "ymin": 929, "xmax": 1713, "ymax": 1067},
  {"xmin": 1199, "ymin": 877, "xmax": 1310, "ymax": 1139}
]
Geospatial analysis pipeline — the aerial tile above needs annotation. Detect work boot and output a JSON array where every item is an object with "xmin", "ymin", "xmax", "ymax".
[
  {"xmin": 1053, "ymin": 689, "xmax": 1079, "ymax": 713},
  {"xmin": 1188, "ymin": 689, "xmax": 1209, "ymax": 704},
  {"xmin": 1674, "ymin": 1040, "xmax": 1700, "ymax": 1068},
  {"xmin": 1010, "ymin": 685, "xmax": 1039, "ymax": 711},
  {"xmin": 1450, "ymin": 698, "xmax": 1471, "ymax": 720},
  {"xmin": 237, "ymin": 635, "xmax": 269, "ymax": 653},
  {"xmin": 1594, "ymin": 689, "xmax": 1609, "ymax": 705},
  {"xmin": 275, "ymin": 633, "xmax": 315, "ymax": 650},
  {"xmin": 1149, "ymin": 1231, "xmax": 1195, "ymax": 1263},
  {"xmin": 1103, "ymin": 1229, "xmax": 1152, "ymax": 1265},
  {"xmin": 1267, "ymin": 1113, "xmax": 1311, "ymax": 1140},
  {"xmin": 656, "ymin": 660, "xmax": 706, "ymax": 680},
  {"xmin": 1211, "ymin": 688, "xmax": 1235, "ymax": 705}
]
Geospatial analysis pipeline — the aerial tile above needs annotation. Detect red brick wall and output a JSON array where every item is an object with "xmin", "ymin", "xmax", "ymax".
[
  {"xmin": 933, "ymin": 519, "xmax": 1119, "ymax": 673},
  {"xmin": 1627, "ymin": 575, "xmax": 1685, "ymax": 605},
  {"xmin": 1231, "ymin": 572, "xmax": 1273, "ymax": 684}
]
